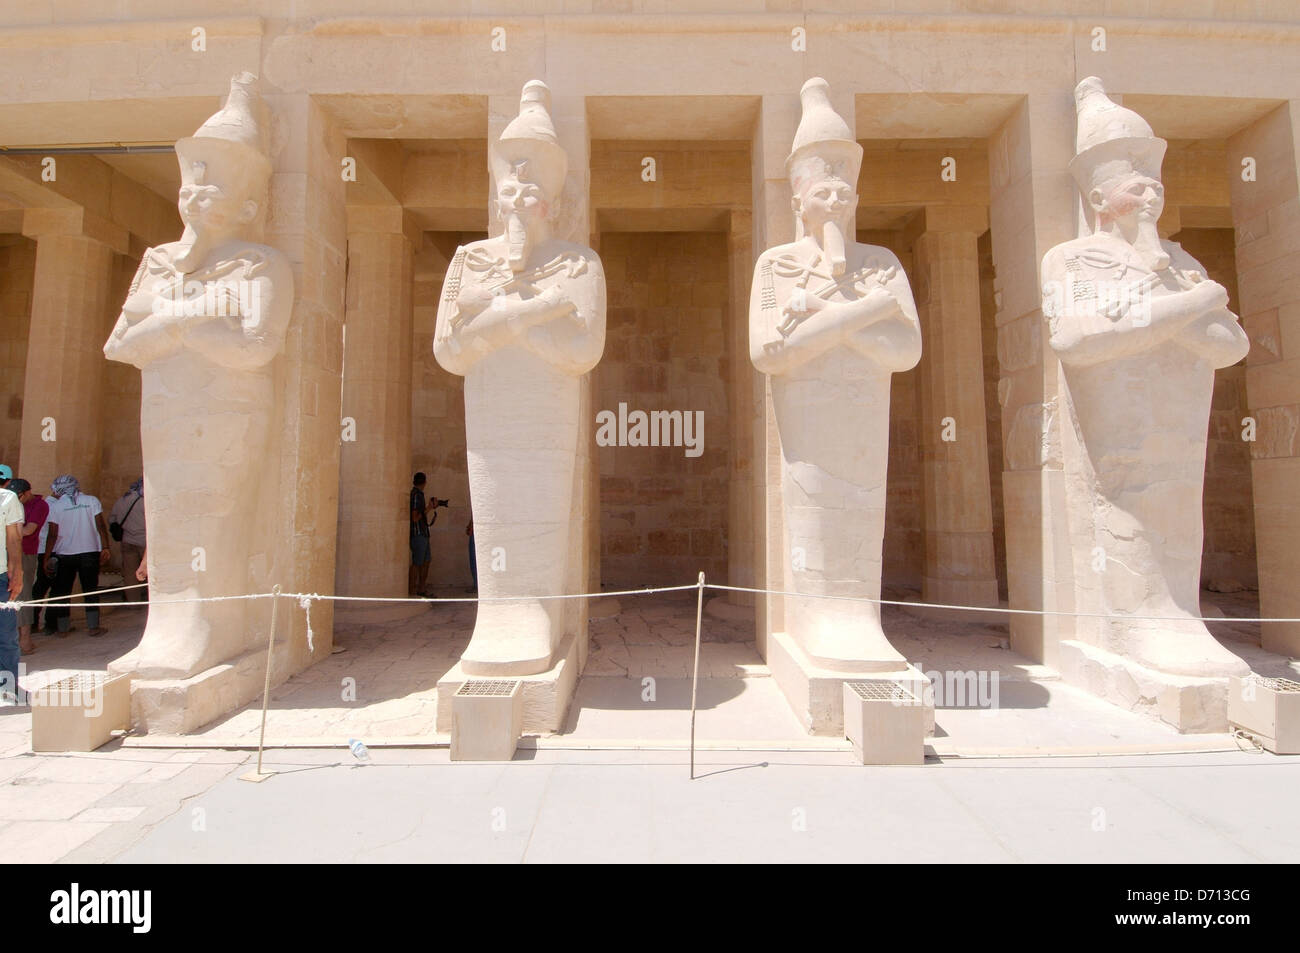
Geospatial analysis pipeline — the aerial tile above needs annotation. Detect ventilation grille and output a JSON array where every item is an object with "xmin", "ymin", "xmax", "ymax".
[
  {"xmin": 1249, "ymin": 676, "xmax": 1300, "ymax": 694},
  {"xmin": 37, "ymin": 673, "xmax": 108, "ymax": 694},
  {"xmin": 456, "ymin": 679, "xmax": 520, "ymax": 698},
  {"xmin": 847, "ymin": 679, "xmax": 918, "ymax": 704}
]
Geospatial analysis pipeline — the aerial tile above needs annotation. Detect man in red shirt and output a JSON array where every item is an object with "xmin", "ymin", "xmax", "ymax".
[{"xmin": 9, "ymin": 480, "xmax": 48, "ymax": 654}]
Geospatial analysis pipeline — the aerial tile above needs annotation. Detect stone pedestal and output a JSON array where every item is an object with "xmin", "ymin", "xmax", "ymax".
[
  {"xmin": 1057, "ymin": 639, "xmax": 1228, "ymax": 733},
  {"xmin": 767, "ymin": 630, "xmax": 934, "ymax": 738},
  {"xmin": 436, "ymin": 630, "xmax": 581, "ymax": 734},
  {"xmin": 123, "ymin": 641, "xmax": 290, "ymax": 736}
]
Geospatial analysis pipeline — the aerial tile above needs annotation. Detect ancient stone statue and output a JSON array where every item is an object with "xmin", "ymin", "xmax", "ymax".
[
  {"xmin": 749, "ymin": 78, "xmax": 922, "ymax": 672},
  {"xmin": 1043, "ymin": 77, "xmax": 1250, "ymax": 679},
  {"xmin": 104, "ymin": 73, "xmax": 293, "ymax": 679},
  {"xmin": 434, "ymin": 80, "xmax": 605, "ymax": 676}
]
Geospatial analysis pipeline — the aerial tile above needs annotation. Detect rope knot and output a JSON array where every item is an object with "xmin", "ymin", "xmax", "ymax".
[{"xmin": 298, "ymin": 593, "xmax": 320, "ymax": 654}]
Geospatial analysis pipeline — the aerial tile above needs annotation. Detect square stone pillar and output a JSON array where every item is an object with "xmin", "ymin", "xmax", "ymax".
[
  {"xmin": 335, "ymin": 210, "xmax": 418, "ymax": 607},
  {"xmin": 18, "ymin": 209, "xmax": 127, "ymax": 492},
  {"xmin": 911, "ymin": 206, "xmax": 1000, "ymax": 612},
  {"xmin": 727, "ymin": 208, "xmax": 756, "ymax": 605},
  {"xmin": 987, "ymin": 95, "xmax": 1078, "ymax": 667},
  {"xmin": 548, "ymin": 90, "xmax": 595, "ymax": 677},
  {"xmin": 750, "ymin": 94, "xmax": 799, "ymax": 657},
  {"xmin": 263, "ymin": 93, "xmax": 349, "ymax": 674},
  {"xmin": 1230, "ymin": 101, "xmax": 1300, "ymax": 656}
]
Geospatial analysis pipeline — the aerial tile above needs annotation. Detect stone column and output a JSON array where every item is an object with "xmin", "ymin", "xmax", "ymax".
[
  {"xmin": 911, "ymin": 206, "xmax": 1000, "ymax": 611},
  {"xmin": 335, "ymin": 209, "xmax": 417, "ymax": 601},
  {"xmin": 1230, "ymin": 101, "xmax": 1300, "ymax": 656},
  {"xmin": 749, "ymin": 94, "xmax": 800, "ymax": 657},
  {"xmin": 18, "ymin": 209, "xmax": 126, "ymax": 492},
  {"xmin": 987, "ymin": 95, "xmax": 1078, "ymax": 667},
  {"xmin": 727, "ymin": 208, "xmax": 755, "ymax": 604},
  {"xmin": 262, "ymin": 93, "xmax": 349, "ymax": 672}
]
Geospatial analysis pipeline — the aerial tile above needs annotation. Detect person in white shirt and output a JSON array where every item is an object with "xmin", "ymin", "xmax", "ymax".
[
  {"xmin": 42, "ymin": 475, "xmax": 111, "ymax": 636},
  {"xmin": 0, "ymin": 484, "xmax": 24, "ymax": 700}
]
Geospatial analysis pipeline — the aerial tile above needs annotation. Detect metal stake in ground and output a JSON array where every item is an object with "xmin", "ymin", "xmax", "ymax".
[
  {"xmin": 690, "ymin": 571, "xmax": 704, "ymax": 780},
  {"xmin": 241, "ymin": 583, "xmax": 282, "ymax": 783}
]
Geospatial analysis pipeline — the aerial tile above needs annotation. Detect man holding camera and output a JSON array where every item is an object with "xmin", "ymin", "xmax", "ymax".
[{"xmin": 409, "ymin": 472, "xmax": 447, "ymax": 598}]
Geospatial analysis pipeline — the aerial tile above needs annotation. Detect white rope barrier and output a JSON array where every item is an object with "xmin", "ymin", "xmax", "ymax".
[
  {"xmin": 4, "ymin": 578, "xmax": 1297, "ymax": 625},
  {"xmin": 8, "ymin": 581, "xmax": 148, "ymax": 607},
  {"xmin": 0, "ymin": 582, "xmax": 698, "ymax": 613},
  {"xmin": 704, "ymin": 582, "xmax": 1300, "ymax": 626}
]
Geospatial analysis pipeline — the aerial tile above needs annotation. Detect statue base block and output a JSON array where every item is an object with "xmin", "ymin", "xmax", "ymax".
[
  {"xmin": 113, "ymin": 643, "xmax": 291, "ymax": 736},
  {"xmin": 436, "ymin": 631, "xmax": 581, "ymax": 735},
  {"xmin": 767, "ymin": 630, "xmax": 934, "ymax": 737},
  {"xmin": 1058, "ymin": 639, "xmax": 1228, "ymax": 733}
]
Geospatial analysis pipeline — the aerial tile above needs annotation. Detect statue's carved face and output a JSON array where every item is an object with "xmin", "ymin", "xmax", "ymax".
[
  {"xmin": 496, "ymin": 170, "xmax": 549, "ymax": 228},
  {"xmin": 1090, "ymin": 170, "xmax": 1164, "ymax": 229},
  {"xmin": 178, "ymin": 165, "xmax": 258, "ymax": 236},
  {"xmin": 794, "ymin": 171, "xmax": 856, "ymax": 232}
]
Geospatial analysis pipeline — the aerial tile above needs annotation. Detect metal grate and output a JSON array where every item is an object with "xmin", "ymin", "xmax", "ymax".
[
  {"xmin": 36, "ymin": 673, "xmax": 109, "ymax": 695},
  {"xmin": 1249, "ymin": 676, "xmax": 1300, "ymax": 694},
  {"xmin": 456, "ymin": 679, "xmax": 520, "ymax": 698},
  {"xmin": 847, "ymin": 679, "xmax": 918, "ymax": 704}
]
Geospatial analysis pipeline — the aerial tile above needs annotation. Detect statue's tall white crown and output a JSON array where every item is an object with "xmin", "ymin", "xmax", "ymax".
[
  {"xmin": 786, "ymin": 78, "xmax": 863, "ymax": 189},
  {"xmin": 491, "ymin": 79, "xmax": 568, "ymax": 201},
  {"xmin": 1068, "ymin": 76, "xmax": 1166, "ymax": 191},
  {"xmin": 175, "ymin": 72, "xmax": 272, "ymax": 184}
]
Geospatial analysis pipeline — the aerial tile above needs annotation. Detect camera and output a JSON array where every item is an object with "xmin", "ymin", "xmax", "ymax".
[{"xmin": 434, "ymin": 499, "xmax": 449, "ymax": 508}]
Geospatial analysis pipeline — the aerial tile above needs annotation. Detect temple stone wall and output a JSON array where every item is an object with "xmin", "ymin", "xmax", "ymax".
[
  {"xmin": 0, "ymin": 239, "xmax": 35, "ymax": 469},
  {"xmin": 1172, "ymin": 226, "xmax": 1258, "ymax": 593},
  {"xmin": 598, "ymin": 230, "xmax": 731, "ymax": 587}
]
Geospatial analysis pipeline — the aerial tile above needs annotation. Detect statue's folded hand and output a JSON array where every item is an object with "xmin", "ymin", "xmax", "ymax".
[
  {"xmin": 119, "ymin": 288, "xmax": 158, "ymax": 326},
  {"xmin": 1185, "ymin": 278, "xmax": 1229, "ymax": 315}
]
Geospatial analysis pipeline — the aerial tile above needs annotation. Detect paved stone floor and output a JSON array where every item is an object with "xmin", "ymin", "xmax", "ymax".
[
  {"xmin": 108, "ymin": 748, "xmax": 1300, "ymax": 864},
  {"xmin": 2, "ymin": 585, "xmax": 1294, "ymax": 861}
]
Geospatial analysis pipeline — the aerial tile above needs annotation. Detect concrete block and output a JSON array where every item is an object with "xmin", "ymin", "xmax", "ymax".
[
  {"xmin": 451, "ymin": 679, "xmax": 523, "ymax": 762},
  {"xmin": 843, "ymin": 679, "xmax": 926, "ymax": 766},
  {"xmin": 1228, "ymin": 675, "xmax": 1300, "ymax": 753},
  {"xmin": 31, "ymin": 673, "xmax": 132, "ymax": 753}
]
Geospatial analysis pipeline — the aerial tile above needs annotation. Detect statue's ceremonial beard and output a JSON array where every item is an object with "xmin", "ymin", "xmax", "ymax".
[
  {"xmin": 173, "ymin": 223, "xmax": 207, "ymax": 274},
  {"xmin": 506, "ymin": 212, "xmax": 530, "ymax": 272},
  {"xmin": 821, "ymin": 220, "xmax": 847, "ymax": 277},
  {"xmin": 1133, "ymin": 217, "xmax": 1170, "ymax": 271}
]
